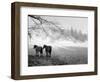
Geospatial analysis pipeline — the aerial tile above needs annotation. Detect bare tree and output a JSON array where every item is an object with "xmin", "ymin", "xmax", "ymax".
[{"xmin": 28, "ymin": 15, "xmax": 64, "ymax": 40}]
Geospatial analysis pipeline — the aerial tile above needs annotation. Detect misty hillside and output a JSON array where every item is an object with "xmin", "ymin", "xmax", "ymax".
[{"xmin": 28, "ymin": 15, "xmax": 88, "ymax": 47}]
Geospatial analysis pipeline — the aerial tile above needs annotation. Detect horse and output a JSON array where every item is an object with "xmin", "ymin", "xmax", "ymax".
[
  {"xmin": 33, "ymin": 45, "xmax": 43, "ymax": 57},
  {"xmin": 43, "ymin": 45, "xmax": 52, "ymax": 57}
]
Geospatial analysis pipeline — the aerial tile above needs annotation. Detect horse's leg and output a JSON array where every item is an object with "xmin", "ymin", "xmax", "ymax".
[
  {"xmin": 49, "ymin": 53, "xmax": 51, "ymax": 57},
  {"xmin": 40, "ymin": 50, "xmax": 43, "ymax": 57},
  {"xmin": 46, "ymin": 52, "xmax": 48, "ymax": 57},
  {"xmin": 38, "ymin": 51, "xmax": 41, "ymax": 57},
  {"xmin": 40, "ymin": 49, "xmax": 43, "ymax": 56},
  {"xmin": 48, "ymin": 49, "xmax": 51, "ymax": 57},
  {"xmin": 36, "ymin": 51, "xmax": 37, "ymax": 56},
  {"xmin": 36, "ymin": 51, "xmax": 39, "ymax": 57}
]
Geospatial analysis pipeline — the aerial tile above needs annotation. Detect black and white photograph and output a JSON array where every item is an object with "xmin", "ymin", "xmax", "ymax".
[
  {"xmin": 28, "ymin": 15, "xmax": 88, "ymax": 67},
  {"xmin": 11, "ymin": 2, "xmax": 97, "ymax": 79}
]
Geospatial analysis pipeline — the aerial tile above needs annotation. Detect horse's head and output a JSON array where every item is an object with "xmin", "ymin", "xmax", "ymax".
[
  {"xmin": 43, "ymin": 45, "xmax": 47, "ymax": 49},
  {"xmin": 34, "ymin": 45, "xmax": 38, "ymax": 48}
]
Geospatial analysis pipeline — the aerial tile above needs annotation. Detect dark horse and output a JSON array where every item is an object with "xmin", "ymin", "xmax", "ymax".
[
  {"xmin": 43, "ymin": 45, "xmax": 52, "ymax": 57},
  {"xmin": 33, "ymin": 45, "xmax": 43, "ymax": 57}
]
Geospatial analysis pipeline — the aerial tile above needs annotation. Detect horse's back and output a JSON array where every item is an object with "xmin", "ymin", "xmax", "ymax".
[{"xmin": 36, "ymin": 46, "xmax": 42, "ymax": 51}]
